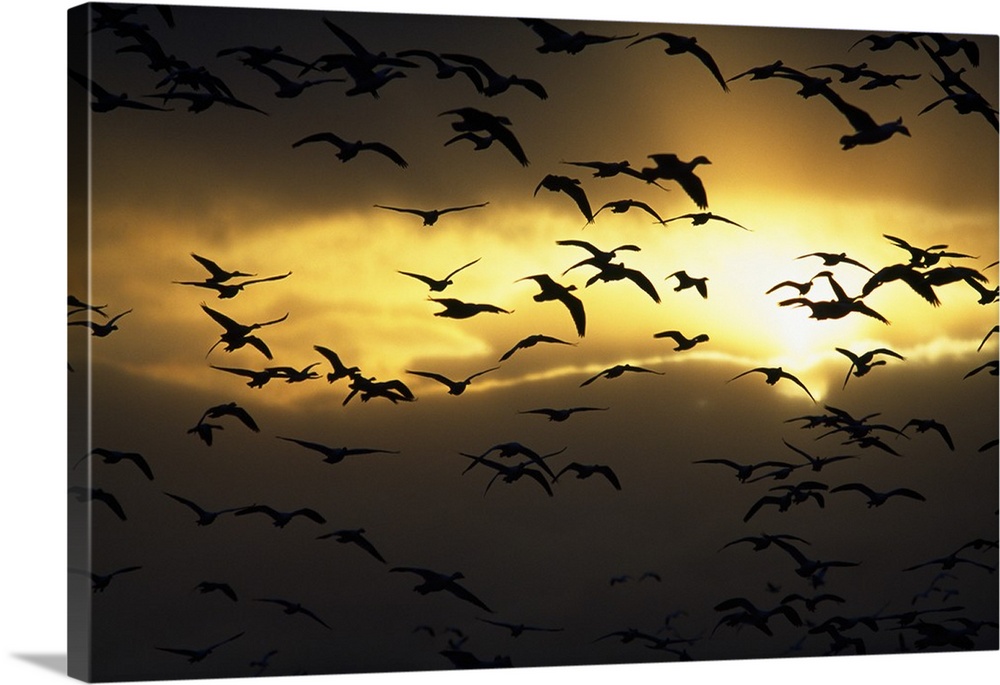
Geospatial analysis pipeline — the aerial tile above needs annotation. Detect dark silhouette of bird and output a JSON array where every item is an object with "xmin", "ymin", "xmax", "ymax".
[
  {"xmin": 406, "ymin": 367, "xmax": 499, "ymax": 395},
  {"xmin": 807, "ymin": 62, "xmax": 870, "ymax": 83},
  {"xmin": 312, "ymin": 346, "xmax": 361, "ymax": 383},
  {"xmin": 68, "ymin": 309, "xmax": 132, "ymax": 337},
  {"xmin": 836, "ymin": 347, "xmax": 905, "ymax": 387},
  {"xmin": 395, "ymin": 49, "xmax": 485, "ymax": 91},
  {"xmin": 628, "ymin": 32, "xmax": 729, "ymax": 92},
  {"xmin": 317, "ymin": 528, "xmax": 386, "ymax": 563},
  {"xmin": 653, "ymin": 330, "xmax": 709, "ymax": 351},
  {"xmin": 712, "ymin": 597, "xmax": 802, "ymax": 636},
  {"xmin": 899, "ymin": 418, "xmax": 954, "ymax": 450},
  {"xmin": 661, "ymin": 212, "xmax": 749, "ymax": 231},
  {"xmin": 516, "ymin": 274, "xmax": 586, "ymax": 337},
  {"xmin": 195, "ymin": 581, "xmax": 238, "ymax": 602},
  {"xmin": 198, "ymin": 401, "xmax": 260, "ymax": 432},
  {"xmin": 584, "ymin": 261, "xmax": 661, "ymax": 304},
  {"xmin": 245, "ymin": 62, "xmax": 343, "ymax": 98},
  {"xmin": 903, "ymin": 551, "xmax": 996, "ymax": 574},
  {"xmin": 743, "ymin": 484, "xmax": 825, "ymax": 522},
  {"xmin": 721, "ymin": 532, "xmax": 811, "ymax": 552},
  {"xmin": 766, "ymin": 276, "xmax": 822, "ymax": 296},
  {"xmin": 499, "ymin": 334, "xmax": 575, "ymax": 361},
  {"xmin": 560, "ymin": 159, "xmax": 637, "ymax": 178},
  {"xmin": 75, "ymin": 447, "xmax": 154, "ymax": 480},
  {"xmin": 235, "ymin": 505, "xmax": 326, "ymax": 528},
  {"xmin": 518, "ymin": 406, "xmax": 608, "ymax": 422},
  {"xmin": 292, "ymin": 131, "xmax": 408, "ymax": 167},
  {"xmin": 581, "ymin": 363, "xmax": 664, "ymax": 387},
  {"xmin": 201, "ymin": 304, "xmax": 288, "ymax": 359},
  {"xmin": 964, "ymin": 360, "xmax": 998, "ymax": 378},
  {"xmin": 666, "ymin": 271, "xmax": 709, "ymax": 298},
  {"xmin": 459, "ymin": 453, "xmax": 556, "ymax": 497},
  {"xmin": 882, "ymin": 234, "xmax": 977, "ymax": 268},
  {"xmin": 209, "ymin": 364, "xmax": 281, "ymax": 388},
  {"xmin": 256, "ymin": 598, "xmax": 331, "ymax": 629},
  {"xmin": 693, "ymin": 458, "xmax": 796, "ymax": 483},
  {"xmin": 440, "ymin": 107, "xmax": 529, "ymax": 166},
  {"xmin": 556, "ymin": 239, "xmax": 642, "ymax": 275},
  {"xmin": 462, "ymin": 441, "xmax": 560, "ymax": 479},
  {"xmin": 978, "ymin": 325, "xmax": 999, "ymax": 351},
  {"xmin": 391, "ymin": 566, "xmax": 493, "ymax": 612},
  {"xmin": 172, "ymin": 272, "xmax": 291, "ymax": 299},
  {"xmin": 518, "ymin": 18, "xmax": 638, "ymax": 54},
  {"xmin": 163, "ymin": 492, "xmax": 241, "ymax": 526},
  {"xmin": 70, "ymin": 565, "xmax": 142, "ymax": 593},
  {"xmin": 398, "ymin": 258, "xmax": 481, "ymax": 291},
  {"xmin": 726, "ymin": 60, "xmax": 787, "ymax": 83},
  {"xmin": 277, "ymin": 435, "xmax": 399, "ymax": 464},
  {"xmin": 440, "ymin": 52, "xmax": 547, "ymax": 99},
  {"xmin": 857, "ymin": 69, "xmax": 922, "ymax": 90},
  {"xmin": 769, "ymin": 537, "xmax": 860, "ymax": 580},
  {"xmin": 830, "ymin": 483, "xmax": 926, "ymax": 507},
  {"xmin": 69, "ymin": 69, "xmax": 171, "ymax": 112},
  {"xmin": 156, "ymin": 632, "xmax": 244, "ymax": 663},
  {"xmin": 850, "ymin": 32, "xmax": 923, "ymax": 52},
  {"xmin": 780, "ymin": 440, "xmax": 858, "ymax": 472},
  {"xmin": 376, "ymin": 203, "xmax": 488, "ymax": 226},
  {"xmin": 477, "ymin": 618, "xmax": 565, "ymax": 637},
  {"xmin": 628, "ymin": 154, "xmax": 712, "ymax": 208},
  {"xmin": 780, "ymin": 295, "xmax": 890, "ymax": 325},
  {"xmin": 593, "ymin": 199, "xmax": 664, "ymax": 224},
  {"xmin": 797, "ymin": 251, "xmax": 873, "ymax": 273},
  {"xmin": 188, "ymin": 253, "xmax": 255, "ymax": 282},
  {"xmin": 68, "ymin": 295, "xmax": 108, "ymax": 317},
  {"xmin": 249, "ymin": 649, "xmax": 279, "ymax": 676},
  {"xmin": 728, "ymin": 367, "xmax": 816, "ymax": 402},
  {"xmin": 341, "ymin": 374, "xmax": 416, "ymax": 406},
  {"xmin": 534, "ymin": 174, "xmax": 594, "ymax": 223},
  {"xmin": 428, "ymin": 297, "xmax": 512, "ymax": 319},
  {"xmin": 187, "ymin": 421, "xmax": 223, "ymax": 446},
  {"xmin": 924, "ymin": 33, "xmax": 981, "ymax": 67},
  {"xmin": 781, "ymin": 593, "xmax": 847, "ymax": 613},
  {"xmin": 145, "ymin": 90, "xmax": 268, "ymax": 115},
  {"xmin": 267, "ymin": 363, "xmax": 322, "ymax": 384},
  {"xmin": 553, "ymin": 462, "xmax": 622, "ymax": 490},
  {"xmin": 216, "ymin": 44, "xmax": 315, "ymax": 71},
  {"xmin": 68, "ymin": 486, "xmax": 127, "ymax": 521}
]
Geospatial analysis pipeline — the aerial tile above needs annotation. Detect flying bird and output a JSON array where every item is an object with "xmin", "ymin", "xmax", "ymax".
[
  {"xmin": 516, "ymin": 274, "xmax": 586, "ymax": 337},
  {"xmin": 390, "ymin": 566, "xmax": 493, "ymax": 613},
  {"xmin": 653, "ymin": 330, "xmax": 710, "ymax": 351},
  {"xmin": 209, "ymin": 364, "xmax": 282, "ymax": 389},
  {"xmin": 156, "ymin": 632, "xmax": 245, "ymax": 663},
  {"xmin": 797, "ymin": 251, "xmax": 873, "ymax": 273},
  {"xmin": 584, "ymin": 261, "xmax": 661, "ymax": 304},
  {"xmin": 163, "ymin": 492, "xmax": 241, "ymax": 526},
  {"xmin": 187, "ymin": 253, "xmax": 255, "ymax": 282},
  {"xmin": 406, "ymin": 367, "xmax": 500, "ymax": 395},
  {"xmin": 398, "ymin": 258, "xmax": 482, "ymax": 291},
  {"xmin": 580, "ymin": 363, "xmax": 663, "ymax": 387},
  {"xmin": 235, "ymin": 504, "xmax": 327, "ymax": 528},
  {"xmin": 518, "ymin": 406, "xmax": 608, "ymax": 422},
  {"xmin": 666, "ymin": 271, "xmax": 709, "ymax": 298},
  {"xmin": 69, "ymin": 69, "xmax": 172, "ymax": 112},
  {"xmin": 534, "ymin": 174, "xmax": 594, "ymax": 224},
  {"xmin": 518, "ymin": 18, "xmax": 638, "ymax": 54},
  {"xmin": 172, "ymin": 272, "xmax": 291, "ymax": 299},
  {"xmin": 553, "ymin": 462, "xmax": 622, "ymax": 490},
  {"xmin": 593, "ymin": 199, "xmax": 665, "ymax": 224},
  {"xmin": 830, "ymin": 483, "xmax": 927, "ymax": 507},
  {"xmin": 201, "ymin": 304, "xmax": 288, "ymax": 359},
  {"xmin": 661, "ymin": 212, "xmax": 749, "ymax": 231},
  {"xmin": 477, "ymin": 618, "xmax": 565, "ymax": 636},
  {"xmin": 316, "ymin": 528, "xmax": 387, "ymax": 563},
  {"xmin": 195, "ymin": 581, "xmax": 238, "ymax": 602},
  {"xmin": 70, "ymin": 565, "xmax": 142, "ymax": 593},
  {"xmin": 313, "ymin": 345, "xmax": 361, "ymax": 383},
  {"xmin": 428, "ymin": 297, "xmax": 513, "ymax": 319},
  {"xmin": 627, "ymin": 32, "xmax": 730, "ymax": 93},
  {"xmin": 556, "ymin": 239, "xmax": 642, "ymax": 275},
  {"xmin": 376, "ymin": 203, "xmax": 488, "ymax": 226},
  {"xmin": 440, "ymin": 107, "xmax": 529, "ymax": 166},
  {"xmin": 255, "ymin": 598, "xmax": 331, "ymax": 629},
  {"xmin": 75, "ymin": 447, "xmax": 154, "ymax": 480},
  {"xmin": 67, "ymin": 309, "xmax": 133, "ymax": 337},
  {"xmin": 67, "ymin": 295, "xmax": 108, "ymax": 317},
  {"xmin": 197, "ymin": 401, "xmax": 260, "ymax": 433},
  {"xmin": 836, "ymin": 347, "xmax": 905, "ymax": 387},
  {"xmin": 277, "ymin": 435, "xmax": 399, "ymax": 464},
  {"xmin": 499, "ymin": 334, "xmax": 575, "ymax": 361},
  {"xmin": 629, "ymin": 154, "xmax": 712, "ymax": 209},
  {"xmin": 292, "ymin": 132, "xmax": 408, "ymax": 167},
  {"xmin": 440, "ymin": 52, "xmax": 548, "ymax": 99},
  {"xmin": 728, "ymin": 367, "xmax": 816, "ymax": 402},
  {"xmin": 68, "ymin": 486, "xmax": 127, "ymax": 521}
]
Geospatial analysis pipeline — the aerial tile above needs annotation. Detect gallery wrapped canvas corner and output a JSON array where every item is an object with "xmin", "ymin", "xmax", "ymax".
[{"xmin": 67, "ymin": 2, "xmax": 998, "ymax": 682}]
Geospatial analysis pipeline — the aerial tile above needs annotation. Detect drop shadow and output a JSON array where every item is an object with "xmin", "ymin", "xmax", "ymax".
[{"xmin": 11, "ymin": 653, "xmax": 67, "ymax": 675}]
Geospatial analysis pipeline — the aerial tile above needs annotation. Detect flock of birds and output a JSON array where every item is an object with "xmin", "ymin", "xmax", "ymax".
[{"xmin": 67, "ymin": 3, "xmax": 997, "ymax": 681}]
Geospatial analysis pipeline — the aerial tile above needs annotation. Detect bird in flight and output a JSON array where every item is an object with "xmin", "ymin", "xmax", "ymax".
[
  {"xmin": 76, "ymin": 447, "xmax": 154, "ymax": 480},
  {"xmin": 593, "ymin": 199, "xmax": 665, "ymax": 224},
  {"xmin": 68, "ymin": 309, "xmax": 133, "ymax": 337},
  {"xmin": 518, "ymin": 18, "xmax": 638, "ymax": 55},
  {"xmin": 666, "ymin": 271, "xmax": 709, "ymax": 299},
  {"xmin": 440, "ymin": 52, "xmax": 548, "ymax": 99},
  {"xmin": 662, "ymin": 212, "xmax": 749, "ymax": 231},
  {"xmin": 156, "ymin": 632, "xmax": 245, "ymax": 663},
  {"xmin": 292, "ymin": 131, "xmax": 408, "ymax": 167},
  {"xmin": 835, "ymin": 347, "xmax": 905, "ymax": 388},
  {"xmin": 627, "ymin": 32, "xmax": 730, "ymax": 93},
  {"xmin": 580, "ymin": 363, "xmax": 663, "ymax": 387},
  {"xmin": 477, "ymin": 618, "xmax": 565, "ymax": 637},
  {"xmin": 829, "ymin": 483, "xmax": 927, "ymax": 508},
  {"xmin": 556, "ymin": 239, "xmax": 642, "ymax": 276},
  {"xmin": 518, "ymin": 406, "xmax": 608, "ymax": 422},
  {"xmin": 375, "ymin": 203, "xmax": 489, "ymax": 226},
  {"xmin": 901, "ymin": 418, "xmax": 955, "ymax": 451},
  {"xmin": 188, "ymin": 253, "xmax": 256, "ymax": 283},
  {"xmin": 653, "ymin": 330, "xmax": 710, "ymax": 351},
  {"xmin": 163, "ymin": 492, "xmax": 242, "ymax": 526},
  {"xmin": 498, "ymin": 333, "xmax": 575, "ymax": 362},
  {"xmin": 428, "ymin": 297, "xmax": 512, "ymax": 319},
  {"xmin": 68, "ymin": 486, "xmax": 127, "ymax": 521},
  {"xmin": 235, "ymin": 504, "xmax": 326, "ymax": 528},
  {"xmin": 195, "ymin": 581, "xmax": 239, "ymax": 602},
  {"xmin": 534, "ymin": 174, "xmax": 594, "ymax": 224},
  {"xmin": 312, "ymin": 346, "xmax": 361, "ymax": 384},
  {"xmin": 516, "ymin": 274, "xmax": 586, "ymax": 337},
  {"xmin": 553, "ymin": 462, "xmax": 622, "ymax": 490},
  {"xmin": 390, "ymin": 566, "xmax": 493, "ymax": 613},
  {"xmin": 629, "ymin": 154, "xmax": 712, "ymax": 209},
  {"xmin": 201, "ymin": 304, "xmax": 288, "ymax": 359},
  {"xmin": 70, "ymin": 565, "xmax": 142, "ymax": 593},
  {"xmin": 67, "ymin": 295, "xmax": 108, "ymax": 318},
  {"xmin": 584, "ymin": 261, "xmax": 661, "ymax": 304},
  {"xmin": 277, "ymin": 435, "xmax": 399, "ymax": 464},
  {"xmin": 209, "ymin": 364, "xmax": 282, "ymax": 389},
  {"xmin": 440, "ymin": 107, "xmax": 529, "ymax": 166},
  {"xmin": 316, "ymin": 528, "xmax": 387, "ymax": 564},
  {"xmin": 398, "ymin": 258, "xmax": 481, "ymax": 292},
  {"xmin": 728, "ymin": 367, "xmax": 816, "ymax": 402},
  {"xmin": 173, "ymin": 272, "xmax": 291, "ymax": 299},
  {"xmin": 255, "ymin": 598, "xmax": 332, "ymax": 629},
  {"xmin": 69, "ymin": 69, "xmax": 171, "ymax": 112},
  {"xmin": 406, "ymin": 367, "xmax": 500, "ymax": 395}
]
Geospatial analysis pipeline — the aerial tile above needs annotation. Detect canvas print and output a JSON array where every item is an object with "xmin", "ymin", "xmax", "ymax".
[{"xmin": 67, "ymin": 2, "xmax": 998, "ymax": 682}]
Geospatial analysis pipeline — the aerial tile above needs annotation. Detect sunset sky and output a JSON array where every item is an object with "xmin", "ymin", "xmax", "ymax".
[{"xmin": 6, "ymin": 1, "xmax": 1000, "ymax": 685}]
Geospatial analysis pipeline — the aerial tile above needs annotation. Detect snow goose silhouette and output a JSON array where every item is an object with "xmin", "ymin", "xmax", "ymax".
[
  {"xmin": 653, "ymin": 330, "xmax": 709, "ymax": 351},
  {"xmin": 728, "ymin": 367, "xmax": 816, "ymax": 402},
  {"xmin": 629, "ymin": 154, "xmax": 711, "ymax": 209},
  {"xmin": 390, "ymin": 566, "xmax": 493, "ymax": 612},
  {"xmin": 829, "ymin": 482, "xmax": 926, "ymax": 507},
  {"xmin": 163, "ymin": 492, "xmax": 241, "ymax": 526},
  {"xmin": 292, "ymin": 131, "xmax": 408, "ymax": 167},
  {"xmin": 428, "ymin": 297, "xmax": 512, "ymax": 319},
  {"xmin": 518, "ymin": 18, "xmax": 638, "ymax": 54},
  {"xmin": 377, "ymin": 203, "xmax": 488, "ymax": 226},
  {"xmin": 516, "ymin": 274, "xmax": 586, "ymax": 337},
  {"xmin": 316, "ymin": 528, "xmax": 386, "ymax": 563},
  {"xmin": 255, "ymin": 598, "xmax": 331, "ymax": 629},
  {"xmin": 580, "ymin": 363, "xmax": 663, "ymax": 387},
  {"xmin": 277, "ymin": 435, "xmax": 399, "ymax": 464},
  {"xmin": 397, "ymin": 257, "xmax": 482, "ymax": 291},
  {"xmin": 406, "ymin": 367, "xmax": 499, "ymax": 395},
  {"xmin": 499, "ymin": 334, "xmax": 575, "ymax": 362},
  {"xmin": 156, "ymin": 632, "xmax": 244, "ymax": 663},
  {"xmin": 627, "ymin": 32, "xmax": 730, "ymax": 92}
]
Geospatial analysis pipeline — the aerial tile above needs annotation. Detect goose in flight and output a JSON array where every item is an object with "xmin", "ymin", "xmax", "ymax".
[
  {"xmin": 797, "ymin": 251, "xmax": 873, "ymax": 273},
  {"xmin": 163, "ymin": 492, "xmax": 241, "ymax": 526},
  {"xmin": 156, "ymin": 632, "xmax": 245, "ymax": 663},
  {"xmin": 627, "ymin": 32, "xmax": 729, "ymax": 93},
  {"xmin": 765, "ymin": 277, "xmax": 820, "ymax": 296},
  {"xmin": 720, "ymin": 532, "xmax": 811, "ymax": 552},
  {"xmin": 173, "ymin": 271, "xmax": 291, "ymax": 299},
  {"xmin": 197, "ymin": 402, "xmax": 260, "ymax": 432},
  {"xmin": 693, "ymin": 458, "xmax": 796, "ymax": 483},
  {"xmin": 440, "ymin": 52, "xmax": 547, "ymax": 99},
  {"xmin": 68, "ymin": 308, "xmax": 132, "ymax": 337},
  {"xmin": 201, "ymin": 304, "xmax": 288, "ymax": 359},
  {"xmin": 666, "ymin": 271, "xmax": 709, "ymax": 298},
  {"xmin": 398, "ymin": 258, "xmax": 482, "ymax": 292},
  {"xmin": 518, "ymin": 18, "xmax": 638, "ymax": 55},
  {"xmin": 593, "ymin": 199, "xmax": 665, "ymax": 224},
  {"xmin": 477, "ymin": 618, "xmax": 565, "ymax": 637},
  {"xmin": 904, "ymin": 551, "xmax": 997, "ymax": 574},
  {"xmin": 829, "ymin": 483, "xmax": 926, "ymax": 507},
  {"xmin": 836, "ymin": 347, "xmax": 905, "ymax": 387},
  {"xmin": 390, "ymin": 566, "xmax": 493, "ymax": 613},
  {"xmin": 629, "ymin": 154, "xmax": 711, "ymax": 209},
  {"xmin": 780, "ymin": 440, "xmax": 858, "ymax": 472},
  {"xmin": 428, "ymin": 297, "xmax": 512, "ymax": 319},
  {"xmin": 195, "ymin": 581, "xmax": 238, "ymax": 602},
  {"xmin": 68, "ymin": 486, "xmax": 127, "ymax": 521},
  {"xmin": 726, "ymin": 59, "xmax": 787, "ymax": 83},
  {"xmin": 857, "ymin": 70, "xmax": 922, "ymax": 90},
  {"xmin": 850, "ymin": 32, "xmax": 923, "ymax": 52},
  {"xmin": 145, "ymin": 90, "xmax": 268, "ymax": 115},
  {"xmin": 499, "ymin": 334, "xmax": 575, "ymax": 361},
  {"xmin": 317, "ymin": 528, "xmax": 386, "ymax": 563},
  {"xmin": 553, "ymin": 462, "xmax": 622, "ymax": 490},
  {"xmin": 235, "ymin": 504, "xmax": 327, "ymax": 528},
  {"xmin": 742, "ymin": 486, "xmax": 824, "ymax": 522},
  {"xmin": 882, "ymin": 234, "xmax": 977, "ymax": 268},
  {"xmin": 67, "ymin": 295, "xmax": 108, "ymax": 317},
  {"xmin": 556, "ymin": 239, "xmax": 641, "ymax": 275},
  {"xmin": 70, "ymin": 565, "xmax": 142, "ymax": 593},
  {"xmin": 580, "ymin": 363, "xmax": 663, "ymax": 387},
  {"xmin": 187, "ymin": 421, "xmax": 223, "ymax": 446},
  {"xmin": 406, "ymin": 367, "xmax": 499, "ymax": 395},
  {"xmin": 341, "ymin": 374, "xmax": 416, "ymax": 406},
  {"xmin": 277, "ymin": 435, "xmax": 399, "ymax": 464},
  {"xmin": 458, "ymin": 453, "xmax": 556, "ymax": 497},
  {"xmin": 462, "ymin": 442, "xmax": 560, "ymax": 480},
  {"xmin": 266, "ymin": 362, "xmax": 321, "ymax": 384},
  {"xmin": 661, "ymin": 211, "xmax": 749, "ymax": 231},
  {"xmin": 653, "ymin": 330, "xmax": 709, "ymax": 351},
  {"xmin": 376, "ymin": 203, "xmax": 488, "ymax": 226},
  {"xmin": 69, "ymin": 69, "xmax": 171, "ymax": 112},
  {"xmin": 920, "ymin": 89, "xmax": 999, "ymax": 132},
  {"xmin": 216, "ymin": 44, "xmax": 315, "ymax": 71},
  {"xmin": 712, "ymin": 597, "xmax": 802, "ymax": 636},
  {"xmin": 209, "ymin": 364, "xmax": 281, "ymax": 388},
  {"xmin": 779, "ymin": 295, "xmax": 890, "ymax": 325},
  {"xmin": 728, "ymin": 367, "xmax": 816, "ymax": 402},
  {"xmin": 780, "ymin": 593, "xmax": 846, "ymax": 613},
  {"xmin": 188, "ymin": 253, "xmax": 255, "ymax": 283},
  {"xmin": 534, "ymin": 174, "xmax": 594, "ymax": 224},
  {"xmin": 978, "ymin": 325, "xmax": 998, "ymax": 352},
  {"xmin": 246, "ymin": 63, "xmax": 343, "ymax": 98},
  {"xmin": 963, "ymin": 360, "xmax": 998, "ymax": 378},
  {"xmin": 76, "ymin": 447, "xmax": 154, "ymax": 480},
  {"xmin": 900, "ymin": 418, "xmax": 954, "ymax": 450},
  {"xmin": 924, "ymin": 33, "xmax": 981, "ymax": 66},
  {"xmin": 516, "ymin": 274, "xmax": 585, "ymax": 337},
  {"xmin": 395, "ymin": 49, "xmax": 485, "ymax": 91},
  {"xmin": 292, "ymin": 131, "xmax": 408, "ymax": 167},
  {"xmin": 255, "ymin": 598, "xmax": 331, "ymax": 629},
  {"xmin": 769, "ymin": 537, "xmax": 860, "ymax": 580},
  {"xmin": 560, "ymin": 159, "xmax": 636, "ymax": 178},
  {"xmin": 518, "ymin": 406, "xmax": 608, "ymax": 422},
  {"xmin": 584, "ymin": 261, "xmax": 661, "ymax": 304},
  {"xmin": 807, "ymin": 62, "xmax": 870, "ymax": 83},
  {"xmin": 312, "ymin": 345, "xmax": 360, "ymax": 383},
  {"xmin": 440, "ymin": 107, "xmax": 529, "ymax": 166}
]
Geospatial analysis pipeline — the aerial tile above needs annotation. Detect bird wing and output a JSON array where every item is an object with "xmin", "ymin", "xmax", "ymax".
[
  {"xmin": 406, "ymin": 369, "xmax": 456, "ymax": 388},
  {"xmin": 595, "ymin": 464, "xmax": 622, "ymax": 490},
  {"xmin": 888, "ymin": 488, "xmax": 926, "ymax": 501},
  {"xmin": 124, "ymin": 452, "xmax": 155, "ymax": 480},
  {"xmin": 292, "ymin": 131, "xmax": 348, "ymax": 149},
  {"xmin": 554, "ymin": 289, "xmax": 587, "ymax": 337},
  {"xmin": 225, "ymin": 405, "xmax": 260, "ymax": 432},
  {"xmin": 779, "ymin": 371, "xmax": 816, "ymax": 402},
  {"xmin": 201, "ymin": 304, "xmax": 242, "ymax": 332},
  {"xmin": 361, "ymin": 141, "xmax": 409, "ymax": 167},
  {"xmin": 743, "ymin": 495, "xmax": 784, "ymax": 522},
  {"xmin": 94, "ymin": 490, "xmax": 128, "ymax": 520},
  {"xmin": 830, "ymin": 482, "xmax": 875, "ymax": 498},
  {"xmin": 291, "ymin": 508, "xmax": 327, "ymax": 524},
  {"xmin": 466, "ymin": 366, "xmax": 500, "ymax": 382},
  {"xmin": 687, "ymin": 43, "xmax": 731, "ymax": 92},
  {"xmin": 444, "ymin": 257, "xmax": 483, "ymax": 279},
  {"xmin": 398, "ymin": 270, "xmax": 439, "ymax": 288},
  {"xmin": 623, "ymin": 268, "xmax": 661, "ymax": 303},
  {"xmin": 348, "ymin": 533, "xmax": 387, "ymax": 563}
]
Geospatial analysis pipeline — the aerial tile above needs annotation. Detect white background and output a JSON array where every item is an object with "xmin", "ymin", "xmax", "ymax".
[{"xmin": 2, "ymin": 1, "xmax": 997, "ymax": 684}]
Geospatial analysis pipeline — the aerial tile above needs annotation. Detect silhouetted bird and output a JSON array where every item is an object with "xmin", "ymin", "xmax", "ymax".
[
  {"xmin": 830, "ymin": 483, "xmax": 926, "ymax": 507},
  {"xmin": 900, "ymin": 418, "xmax": 954, "ymax": 450},
  {"xmin": 195, "ymin": 581, "xmax": 238, "ymax": 602},
  {"xmin": 584, "ymin": 261, "xmax": 661, "ymax": 303},
  {"xmin": 440, "ymin": 107, "xmax": 529, "ymax": 166},
  {"xmin": 593, "ymin": 199, "xmax": 664, "ymax": 224},
  {"xmin": 210, "ymin": 364, "xmax": 281, "ymax": 388},
  {"xmin": 69, "ymin": 69, "xmax": 171, "ymax": 112},
  {"xmin": 68, "ymin": 486, "xmax": 127, "ymax": 521},
  {"xmin": 391, "ymin": 566, "xmax": 493, "ymax": 612},
  {"xmin": 666, "ymin": 271, "xmax": 709, "ymax": 298},
  {"xmin": 629, "ymin": 154, "xmax": 711, "ymax": 209},
  {"xmin": 712, "ymin": 597, "xmax": 802, "ymax": 636},
  {"xmin": 68, "ymin": 295, "xmax": 108, "ymax": 317},
  {"xmin": 440, "ymin": 53, "xmax": 547, "ymax": 99},
  {"xmin": 235, "ymin": 505, "xmax": 326, "ymax": 528},
  {"xmin": 163, "ymin": 492, "xmax": 241, "ymax": 526},
  {"xmin": 580, "ymin": 363, "xmax": 663, "ymax": 387},
  {"xmin": 661, "ymin": 212, "xmax": 749, "ymax": 231},
  {"xmin": 277, "ymin": 435, "xmax": 399, "ymax": 464},
  {"xmin": 156, "ymin": 632, "xmax": 244, "ymax": 663},
  {"xmin": 377, "ymin": 203, "xmax": 488, "ymax": 226},
  {"xmin": 406, "ymin": 367, "xmax": 499, "ymax": 395},
  {"xmin": 628, "ymin": 32, "xmax": 729, "ymax": 92},
  {"xmin": 395, "ymin": 49, "xmax": 485, "ymax": 91},
  {"xmin": 477, "ymin": 618, "xmax": 565, "ymax": 636},
  {"xmin": 499, "ymin": 334, "xmax": 575, "ymax": 361},
  {"xmin": 256, "ymin": 598, "xmax": 331, "ymax": 629},
  {"xmin": 173, "ymin": 272, "xmax": 291, "ymax": 299},
  {"xmin": 201, "ymin": 304, "xmax": 288, "ymax": 359},
  {"xmin": 76, "ymin": 447, "xmax": 154, "ymax": 480},
  {"xmin": 553, "ymin": 462, "xmax": 622, "ymax": 490},
  {"xmin": 292, "ymin": 132, "xmax": 408, "ymax": 167},
  {"xmin": 557, "ymin": 239, "xmax": 642, "ymax": 275},
  {"xmin": 316, "ymin": 528, "xmax": 386, "ymax": 563},
  {"xmin": 188, "ymin": 253, "xmax": 255, "ymax": 283},
  {"xmin": 850, "ymin": 32, "xmax": 923, "ymax": 52},
  {"xmin": 836, "ymin": 347, "xmax": 905, "ymax": 387},
  {"xmin": 534, "ymin": 174, "xmax": 593, "ymax": 223},
  {"xmin": 398, "ymin": 258, "xmax": 481, "ymax": 291},
  {"xmin": 519, "ymin": 406, "xmax": 608, "ymax": 422},
  {"xmin": 653, "ymin": 330, "xmax": 709, "ymax": 351},
  {"xmin": 517, "ymin": 274, "xmax": 586, "ymax": 337},
  {"xmin": 964, "ymin": 360, "xmax": 998, "ymax": 378},
  {"xmin": 312, "ymin": 346, "xmax": 360, "ymax": 383},
  {"xmin": 519, "ymin": 18, "xmax": 638, "ymax": 54},
  {"xmin": 68, "ymin": 309, "xmax": 132, "ymax": 337},
  {"xmin": 728, "ymin": 367, "xmax": 816, "ymax": 402}
]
